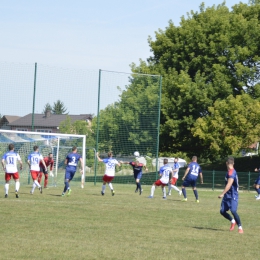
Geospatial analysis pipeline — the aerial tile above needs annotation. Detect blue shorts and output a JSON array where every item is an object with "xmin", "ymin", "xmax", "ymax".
[
  {"xmin": 65, "ymin": 168, "xmax": 76, "ymax": 181},
  {"xmin": 134, "ymin": 172, "xmax": 142, "ymax": 180},
  {"xmin": 220, "ymin": 198, "xmax": 238, "ymax": 212},
  {"xmin": 182, "ymin": 178, "xmax": 197, "ymax": 188},
  {"xmin": 254, "ymin": 176, "xmax": 260, "ymax": 185}
]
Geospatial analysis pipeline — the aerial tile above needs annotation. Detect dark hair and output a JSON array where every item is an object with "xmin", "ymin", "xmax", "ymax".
[
  {"xmin": 163, "ymin": 158, "xmax": 168, "ymax": 164},
  {"xmin": 227, "ymin": 157, "xmax": 234, "ymax": 165},
  {"xmin": 192, "ymin": 156, "xmax": 197, "ymax": 161},
  {"xmin": 33, "ymin": 145, "xmax": 38, "ymax": 151},
  {"xmin": 8, "ymin": 143, "xmax": 14, "ymax": 151},
  {"xmin": 72, "ymin": 146, "xmax": 77, "ymax": 151},
  {"xmin": 48, "ymin": 153, "xmax": 53, "ymax": 156},
  {"xmin": 108, "ymin": 152, "xmax": 113, "ymax": 157}
]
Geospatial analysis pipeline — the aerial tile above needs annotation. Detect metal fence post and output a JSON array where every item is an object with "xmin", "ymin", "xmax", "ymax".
[
  {"xmin": 212, "ymin": 170, "xmax": 215, "ymax": 191},
  {"xmin": 248, "ymin": 171, "xmax": 251, "ymax": 191}
]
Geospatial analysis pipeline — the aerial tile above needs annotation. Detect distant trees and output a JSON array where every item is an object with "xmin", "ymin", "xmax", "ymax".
[{"xmin": 42, "ymin": 100, "xmax": 68, "ymax": 115}]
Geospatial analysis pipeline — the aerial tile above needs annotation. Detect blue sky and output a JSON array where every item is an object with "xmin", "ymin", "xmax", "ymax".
[
  {"xmin": 0, "ymin": 0, "xmax": 247, "ymax": 72},
  {"xmin": 0, "ymin": 0, "xmax": 248, "ymax": 117}
]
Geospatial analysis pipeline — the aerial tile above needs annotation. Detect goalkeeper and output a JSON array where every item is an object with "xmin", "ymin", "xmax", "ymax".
[{"xmin": 38, "ymin": 153, "xmax": 54, "ymax": 189}]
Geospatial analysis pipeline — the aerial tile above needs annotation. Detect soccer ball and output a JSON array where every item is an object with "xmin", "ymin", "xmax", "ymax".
[{"xmin": 134, "ymin": 151, "xmax": 140, "ymax": 157}]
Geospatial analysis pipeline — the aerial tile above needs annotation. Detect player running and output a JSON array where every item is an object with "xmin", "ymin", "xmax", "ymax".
[
  {"xmin": 218, "ymin": 157, "xmax": 243, "ymax": 233},
  {"xmin": 254, "ymin": 166, "xmax": 260, "ymax": 200},
  {"xmin": 148, "ymin": 158, "xmax": 172, "ymax": 199},
  {"xmin": 120, "ymin": 159, "xmax": 148, "ymax": 195},
  {"xmin": 28, "ymin": 146, "xmax": 47, "ymax": 194},
  {"xmin": 38, "ymin": 153, "xmax": 54, "ymax": 189},
  {"xmin": 181, "ymin": 156, "xmax": 203, "ymax": 203},
  {"xmin": 1, "ymin": 143, "xmax": 23, "ymax": 198},
  {"xmin": 168, "ymin": 157, "xmax": 182, "ymax": 196},
  {"xmin": 97, "ymin": 151, "xmax": 120, "ymax": 196},
  {"xmin": 62, "ymin": 146, "xmax": 83, "ymax": 197}
]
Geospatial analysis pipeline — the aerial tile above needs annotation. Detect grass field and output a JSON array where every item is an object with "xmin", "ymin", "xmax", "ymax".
[{"xmin": 1, "ymin": 183, "xmax": 259, "ymax": 260}]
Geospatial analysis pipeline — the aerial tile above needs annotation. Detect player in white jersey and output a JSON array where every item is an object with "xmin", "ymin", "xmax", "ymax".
[
  {"xmin": 96, "ymin": 151, "xmax": 121, "ymax": 196},
  {"xmin": 27, "ymin": 145, "xmax": 47, "ymax": 194},
  {"xmin": 148, "ymin": 158, "xmax": 172, "ymax": 199},
  {"xmin": 168, "ymin": 157, "xmax": 182, "ymax": 196},
  {"xmin": 1, "ymin": 143, "xmax": 23, "ymax": 198}
]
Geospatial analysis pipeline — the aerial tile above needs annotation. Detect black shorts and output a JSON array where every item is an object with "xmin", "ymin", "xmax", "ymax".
[{"xmin": 40, "ymin": 166, "xmax": 48, "ymax": 174}]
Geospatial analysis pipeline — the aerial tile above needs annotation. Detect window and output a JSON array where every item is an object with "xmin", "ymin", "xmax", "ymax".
[
  {"xmin": 36, "ymin": 129, "xmax": 52, "ymax": 133},
  {"xmin": 16, "ymin": 128, "xmax": 28, "ymax": 131}
]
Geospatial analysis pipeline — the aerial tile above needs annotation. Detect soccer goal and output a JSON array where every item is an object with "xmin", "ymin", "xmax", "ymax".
[{"xmin": 0, "ymin": 129, "xmax": 86, "ymax": 187}]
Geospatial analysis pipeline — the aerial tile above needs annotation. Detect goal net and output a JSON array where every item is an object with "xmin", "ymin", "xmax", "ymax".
[{"xmin": 0, "ymin": 129, "xmax": 86, "ymax": 187}]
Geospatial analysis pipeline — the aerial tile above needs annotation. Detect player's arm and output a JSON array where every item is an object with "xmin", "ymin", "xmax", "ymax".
[
  {"xmin": 27, "ymin": 159, "xmax": 31, "ymax": 167},
  {"xmin": 79, "ymin": 158, "xmax": 83, "ymax": 173},
  {"xmin": 120, "ymin": 161, "xmax": 130, "ymax": 164},
  {"xmin": 116, "ymin": 161, "xmax": 121, "ymax": 167},
  {"xmin": 218, "ymin": 178, "xmax": 234, "ymax": 198},
  {"xmin": 143, "ymin": 164, "xmax": 148, "ymax": 171},
  {"xmin": 1, "ymin": 159, "xmax": 5, "ymax": 171},
  {"xmin": 182, "ymin": 167, "xmax": 190, "ymax": 180},
  {"xmin": 199, "ymin": 172, "xmax": 203, "ymax": 184},
  {"xmin": 41, "ymin": 159, "xmax": 47, "ymax": 171},
  {"xmin": 19, "ymin": 160, "xmax": 23, "ymax": 170},
  {"xmin": 169, "ymin": 170, "xmax": 173, "ymax": 183},
  {"xmin": 96, "ymin": 152, "xmax": 103, "ymax": 162},
  {"xmin": 49, "ymin": 160, "xmax": 54, "ymax": 177}
]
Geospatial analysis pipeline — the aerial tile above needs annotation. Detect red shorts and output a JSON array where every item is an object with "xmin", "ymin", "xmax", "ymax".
[
  {"xmin": 170, "ymin": 177, "xmax": 178, "ymax": 185},
  {"xmin": 5, "ymin": 172, "xmax": 19, "ymax": 181},
  {"xmin": 154, "ymin": 179, "xmax": 167, "ymax": 187},
  {"xmin": 103, "ymin": 175, "xmax": 114, "ymax": 183},
  {"xmin": 31, "ymin": 170, "xmax": 40, "ymax": 180}
]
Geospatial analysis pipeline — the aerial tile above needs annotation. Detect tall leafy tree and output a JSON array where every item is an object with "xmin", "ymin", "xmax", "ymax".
[
  {"xmin": 131, "ymin": 2, "xmax": 260, "ymax": 158},
  {"xmin": 52, "ymin": 100, "xmax": 68, "ymax": 115}
]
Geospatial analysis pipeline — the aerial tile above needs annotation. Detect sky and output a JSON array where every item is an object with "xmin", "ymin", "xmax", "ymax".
[{"xmin": 0, "ymin": 0, "xmax": 248, "ymax": 116}]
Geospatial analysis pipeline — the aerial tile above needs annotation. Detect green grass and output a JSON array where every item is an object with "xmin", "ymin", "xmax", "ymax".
[{"xmin": 1, "ymin": 183, "xmax": 259, "ymax": 260}]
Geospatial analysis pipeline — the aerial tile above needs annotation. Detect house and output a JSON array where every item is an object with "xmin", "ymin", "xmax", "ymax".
[
  {"xmin": 0, "ymin": 115, "xmax": 21, "ymax": 130},
  {"xmin": 6, "ymin": 110, "xmax": 92, "ymax": 133}
]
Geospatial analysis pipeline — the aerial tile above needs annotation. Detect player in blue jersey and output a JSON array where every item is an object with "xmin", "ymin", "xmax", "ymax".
[
  {"xmin": 254, "ymin": 167, "xmax": 260, "ymax": 200},
  {"xmin": 181, "ymin": 156, "xmax": 203, "ymax": 203},
  {"xmin": 120, "ymin": 159, "xmax": 148, "ymax": 195},
  {"xmin": 218, "ymin": 157, "xmax": 243, "ymax": 233},
  {"xmin": 1, "ymin": 143, "xmax": 23, "ymax": 198},
  {"xmin": 148, "ymin": 158, "xmax": 172, "ymax": 199},
  {"xmin": 62, "ymin": 146, "xmax": 83, "ymax": 197}
]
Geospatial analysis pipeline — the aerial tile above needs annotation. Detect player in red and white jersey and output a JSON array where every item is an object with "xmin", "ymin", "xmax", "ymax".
[
  {"xmin": 27, "ymin": 145, "xmax": 47, "ymax": 194},
  {"xmin": 38, "ymin": 153, "xmax": 54, "ymax": 188},
  {"xmin": 96, "ymin": 151, "xmax": 121, "ymax": 196},
  {"xmin": 1, "ymin": 143, "xmax": 23, "ymax": 198},
  {"xmin": 148, "ymin": 158, "xmax": 172, "ymax": 199},
  {"xmin": 168, "ymin": 157, "xmax": 182, "ymax": 196}
]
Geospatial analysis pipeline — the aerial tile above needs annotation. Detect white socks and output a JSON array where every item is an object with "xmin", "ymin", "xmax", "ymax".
[
  {"xmin": 108, "ymin": 183, "xmax": 113, "ymax": 190},
  {"xmin": 102, "ymin": 184, "xmax": 106, "ymax": 193},
  {"xmin": 15, "ymin": 181, "xmax": 20, "ymax": 192},
  {"xmin": 150, "ymin": 185, "xmax": 155, "ymax": 196},
  {"xmin": 5, "ymin": 183, "xmax": 9, "ymax": 194},
  {"xmin": 171, "ymin": 185, "xmax": 180, "ymax": 192},
  {"xmin": 162, "ymin": 187, "xmax": 166, "ymax": 197}
]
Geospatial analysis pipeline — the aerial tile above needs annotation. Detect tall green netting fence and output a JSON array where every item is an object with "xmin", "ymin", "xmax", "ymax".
[{"xmin": 0, "ymin": 62, "xmax": 162, "ymax": 187}]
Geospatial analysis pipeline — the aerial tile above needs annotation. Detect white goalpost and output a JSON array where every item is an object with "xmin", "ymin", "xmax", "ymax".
[{"xmin": 0, "ymin": 129, "xmax": 86, "ymax": 188}]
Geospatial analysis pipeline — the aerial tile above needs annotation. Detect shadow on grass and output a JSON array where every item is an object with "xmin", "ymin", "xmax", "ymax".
[{"xmin": 192, "ymin": 226, "xmax": 224, "ymax": 231}]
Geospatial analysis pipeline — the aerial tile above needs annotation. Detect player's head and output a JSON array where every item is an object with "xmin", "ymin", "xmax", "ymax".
[
  {"xmin": 108, "ymin": 151, "xmax": 113, "ymax": 157},
  {"xmin": 174, "ymin": 157, "xmax": 179, "ymax": 163},
  {"xmin": 72, "ymin": 146, "xmax": 77, "ymax": 152},
  {"xmin": 48, "ymin": 153, "xmax": 53, "ymax": 159},
  {"xmin": 163, "ymin": 158, "xmax": 168, "ymax": 165},
  {"xmin": 226, "ymin": 157, "xmax": 234, "ymax": 166},
  {"xmin": 192, "ymin": 156, "xmax": 197, "ymax": 162},
  {"xmin": 8, "ymin": 143, "xmax": 14, "ymax": 151},
  {"xmin": 33, "ymin": 145, "xmax": 39, "ymax": 152}
]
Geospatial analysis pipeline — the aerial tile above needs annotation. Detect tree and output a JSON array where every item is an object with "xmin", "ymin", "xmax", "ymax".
[
  {"xmin": 42, "ymin": 103, "xmax": 52, "ymax": 114},
  {"xmin": 131, "ymin": 2, "xmax": 260, "ymax": 158},
  {"xmin": 193, "ymin": 94, "xmax": 260, "ymax": 159},
  {"xmin": 52, "ymin": 100, "xmax": 68, "ymax": 115}
]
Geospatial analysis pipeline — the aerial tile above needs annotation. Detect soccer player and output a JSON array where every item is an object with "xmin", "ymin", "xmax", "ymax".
[
  {"xmin": 120, "ymin": 159, "xmax": 148, "ymax": 195},
  {"xmin": 168, "ymin": 157, "xmax": 182, "ymax": 196},
  {"xmin": 148, "ymin": 158, "xmax": 172, "ymax": 199},
  {"xmin": 62, "ymin": 146, "xmax": 83, "ymax": 196},
  {"xmin": 38, "ymin": 153, "xmax": 54, "ymax": 189},
  {"xmin": 1, "ymin": 143, "xmax": 23, "ymax": 198},
  {"xmin": 97, "ymin": 151, "xmax": 120, "ymax": 196},
  {"xmin": 218, "ymin": 157, "xmax": 243, "ymax": 233},
  {"xmin": 253, "ymin": 167, "xmax": 260, "ymax": 200},
  {"xmin": 27, "ymin": 146, "xmax": 47, "ymax": 194},
  {"xmin": 181, "ymin": 156, "xmax": 203, "ymax": 202}
]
